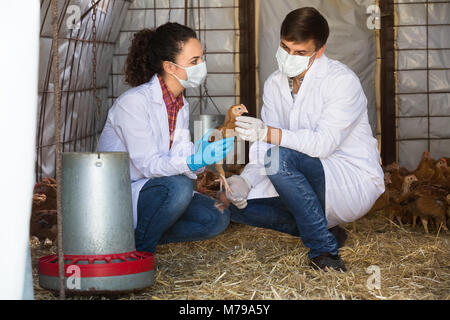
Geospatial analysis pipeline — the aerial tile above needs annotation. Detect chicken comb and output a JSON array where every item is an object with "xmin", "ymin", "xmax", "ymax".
[{"xmin": 34, "ymin": 182, "xmax": 42, "ymax": 191}]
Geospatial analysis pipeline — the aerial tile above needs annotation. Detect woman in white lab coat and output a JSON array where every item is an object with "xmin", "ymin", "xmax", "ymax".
[
  {"xmin": 224, "ymin": 8, "xmax": 385, "ymax": 271},
  {"xmin": 99, "ymin": 23, "xmax": 235, "ymax": 253}
]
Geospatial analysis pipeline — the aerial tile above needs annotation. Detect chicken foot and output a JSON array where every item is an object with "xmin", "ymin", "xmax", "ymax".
[
  {"xmin": 412, "ymin": 215, "xmax": 418, "ymax": 228},
  {"xmin": 435, "ymin": 217, "xmax": 449, "ymax": 233},
  {"xmin": 217, "ymin": 174, "xmax": 234, "ymax": 197},
  {"xmin": 214, "ymin": 162, "xmax": 234, "ymax": 197},
  {"xmin": 421, "ymin": 218, "xmax": 429, "ymax": 234}
]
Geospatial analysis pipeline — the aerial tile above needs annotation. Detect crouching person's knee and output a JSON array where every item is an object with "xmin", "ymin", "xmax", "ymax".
[
  {"xmin": 164, "ymin": 175, "xmax": 193, "ymax": 213},
  {"xmin": 265, "ymin": 146, "xmax": 295, "ymax": 176},
  {"xmin": 208, "ymin": 206, "xmax": 231, "ymax": 238}
]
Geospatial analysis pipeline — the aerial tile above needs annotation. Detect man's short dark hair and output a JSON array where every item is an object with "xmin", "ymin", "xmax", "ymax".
[{"xmin": 280, "ymin": 7, "xmax": 329, "ymax": 50}]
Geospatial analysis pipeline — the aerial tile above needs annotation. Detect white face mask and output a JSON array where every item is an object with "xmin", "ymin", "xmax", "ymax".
[
  {"xmin": 276, "ymin": 46, "xmax": 316, "ymax": 78},
  {"xmin": 171, "ymin": 61, "xmax": 207, "ymax": 88}
]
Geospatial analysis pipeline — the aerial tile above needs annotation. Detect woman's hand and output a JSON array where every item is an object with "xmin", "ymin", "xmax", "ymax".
[{"xmin": 186, "ymin": 129, "xmax": 235, "ymax": 172}]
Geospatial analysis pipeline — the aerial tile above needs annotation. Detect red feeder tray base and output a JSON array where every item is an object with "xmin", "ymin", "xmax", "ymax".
[{"xmin": 38, "ymin": 251, "xmax": 154, "ymax": 278}]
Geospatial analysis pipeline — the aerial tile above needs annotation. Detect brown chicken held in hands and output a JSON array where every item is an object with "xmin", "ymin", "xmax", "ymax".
[{"xmin": 209, "ymin": 104, "xmax": 248, "ymax": 195}]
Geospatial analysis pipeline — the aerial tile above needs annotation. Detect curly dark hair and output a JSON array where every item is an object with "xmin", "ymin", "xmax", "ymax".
[{"xmin": 124, "ymin": 22, "xmax": 197, "ymax": 87}]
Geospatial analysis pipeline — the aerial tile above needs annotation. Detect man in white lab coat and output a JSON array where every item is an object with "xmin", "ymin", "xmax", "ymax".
[{"xmin": 225, "ymin": 8, "xmax": 385, "ymax": 271}]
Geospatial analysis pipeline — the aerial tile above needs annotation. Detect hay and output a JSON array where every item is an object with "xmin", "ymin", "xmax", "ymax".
[{"xmin": 31, "ymin": 212, "xmax": 450, "ymax": 300}]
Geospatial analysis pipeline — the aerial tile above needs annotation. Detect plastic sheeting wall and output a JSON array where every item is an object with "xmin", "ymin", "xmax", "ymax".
[
  {"xmin": 396, "ymin": 0, "xmax": 450, "ymax": 171},
  {"xmin": 36, "ymin": 0, "xmax": 131, "ymax": 181},
  {"xmin": 109, "ymin": 0, "xmax": 239, "ymax": 117},
  {"xmin": 258, "ymin": 0, "xmax": 378, "ymax": 136}
]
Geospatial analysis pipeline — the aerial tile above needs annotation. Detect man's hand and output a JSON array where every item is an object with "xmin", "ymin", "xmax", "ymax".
[
  {"xmin": 235, "ymin": 116, "xmax": 282, "ymax": 145},
  {"xmin": 225, "ymin": 175, "xmax": 252, "ymax": 209},
  {"xmin": 235, "ymin": 116, "xmax": 268, "ymax": 143}
]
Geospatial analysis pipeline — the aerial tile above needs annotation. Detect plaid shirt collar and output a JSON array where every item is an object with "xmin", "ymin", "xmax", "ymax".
[{"xmin": 158, "ymin": 74, "xmax": 184, "ymax": 148}]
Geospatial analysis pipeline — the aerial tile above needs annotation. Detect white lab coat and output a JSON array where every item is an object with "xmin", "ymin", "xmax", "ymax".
[
  {"xmin": 99, "ymin": 74, "xmax": 198, "ymax": 228},
  {"xmin": 241, "ymin": 54, "xmax": 385, "ymax": 228}
]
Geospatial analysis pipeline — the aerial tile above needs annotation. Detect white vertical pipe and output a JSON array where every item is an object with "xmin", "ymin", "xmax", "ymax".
[{"xmin": 0, "ymin": 1, "xmax": 40, "ymax": 299}]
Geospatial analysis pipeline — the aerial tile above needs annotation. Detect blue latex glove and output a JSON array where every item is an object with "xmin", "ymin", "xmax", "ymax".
[{"xmin": 187, "ymin": 129, "xmax": 235, "ymax": 172}]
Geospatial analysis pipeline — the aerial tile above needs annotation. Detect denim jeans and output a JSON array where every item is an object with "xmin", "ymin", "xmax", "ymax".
[
  {"xmin": 135, "ymin": 175, "xmax": 230, "ymax": 253},
  {"xmin": 230, "ymin": 146, "xmax": 339, "ymax": 259}
]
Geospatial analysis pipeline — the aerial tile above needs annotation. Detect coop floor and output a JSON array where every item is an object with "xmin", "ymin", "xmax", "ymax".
[{"xmin": 31, "ymin": 212, "xmax": 450, "ymax": 300}]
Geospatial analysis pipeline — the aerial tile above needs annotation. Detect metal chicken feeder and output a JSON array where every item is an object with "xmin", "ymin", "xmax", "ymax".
[
  {"xmin": 190, "ymin": 114, "xmax": 226, "ymax": 139},
  {"xmin": 38, "ymin": 152, "xmax": 154, "ymax": 294}
]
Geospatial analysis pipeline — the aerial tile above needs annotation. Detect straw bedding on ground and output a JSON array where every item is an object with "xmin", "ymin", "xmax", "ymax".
[{"xmin": 31, "ymin": 211, "xmax": 450, "ymax": 300}]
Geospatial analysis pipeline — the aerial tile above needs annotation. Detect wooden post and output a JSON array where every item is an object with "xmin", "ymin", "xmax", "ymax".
[
  {"xmin": 238, "ymin": 0, "xmax": 256, "ymax": 118},
  {"xmin": 379, "ymin": 0, "xmax": 396, "ymax": 166}
]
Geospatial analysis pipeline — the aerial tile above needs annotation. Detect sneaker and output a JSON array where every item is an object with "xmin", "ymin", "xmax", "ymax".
[
  {"xmin": 310, "ymin": 252, "xmax": 347, "ymax": 272},
  {"xmin": 329, "ymin": 225, "xmax": 347, "ymax": 248}
]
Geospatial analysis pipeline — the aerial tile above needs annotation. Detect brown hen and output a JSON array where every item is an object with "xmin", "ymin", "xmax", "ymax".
[
  {"xmin": 430, "ymin": 158, "xmax": 449, "ymax": 187},
  {"xmin": 31, "ymin": 178, "xmax": 58, "ymax": 245},
  {"xmin": 385, "ymin": 163, "xmax": 404, "ymax": 191},
  {"xmin": 209, "ymin": 104, "xmax": 248, "ymax": 195},
  {"xmin": 389, "ymin": 175, "xmax": 418, "ymax": 227},
  {"xmin": 409, "ymin": 180, "xmax": 449, "ymax": 233},
  {"xmin": 413, "ymin": 151, "xmax": 435, "ymax": 181}
]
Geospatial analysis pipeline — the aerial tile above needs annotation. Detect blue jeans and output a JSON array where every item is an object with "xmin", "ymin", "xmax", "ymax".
[
  {"xmin": 230, "ymin": 146, "xmax": 339, "ymax": 259},
  {"xmin": 135, "ymin": 175, "xmax": 230, "ymax": 253}
]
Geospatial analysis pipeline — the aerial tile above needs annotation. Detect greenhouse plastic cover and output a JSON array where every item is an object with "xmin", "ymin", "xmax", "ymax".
[
  {"xmin": 112, "ymin": 0, "xmax": 238, "ymax": 115},
  {"xmin": 37, "ymin": 0, "xmax": 131, "ymax": 180},
  {"xmin": 396, "ymin": 0, "xmax": 450, "ymax": 170},
  {"xmin": 37, "ymin": 0, "xmax": 238, "ymax": 180}
]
